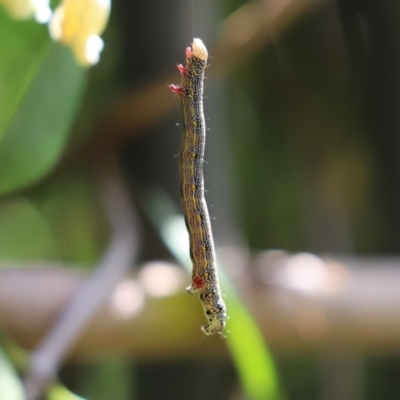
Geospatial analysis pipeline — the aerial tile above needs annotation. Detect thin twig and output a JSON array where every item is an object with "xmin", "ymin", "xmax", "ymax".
[{"xmin": 23, "ymin": 158, "xmax": 140, "ymax": 400}]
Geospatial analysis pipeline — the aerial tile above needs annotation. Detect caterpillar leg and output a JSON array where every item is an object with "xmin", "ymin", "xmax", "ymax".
[{"xmin": 186, "ymin": 284, "xmax": 196, "ymax": 295}]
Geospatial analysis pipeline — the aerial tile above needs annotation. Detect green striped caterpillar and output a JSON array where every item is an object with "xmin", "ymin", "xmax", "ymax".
[{"xmin": 169, "ymin": 38, "xmax": 227, "ymax": 335}]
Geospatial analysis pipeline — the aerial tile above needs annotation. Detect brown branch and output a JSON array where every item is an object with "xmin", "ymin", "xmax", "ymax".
[
  {"xmin": 2, "ymin": 252, "xmax": 400, "ymax": 363},
  {"xmin": 212, "ymin": 0, "xmax": 323, "ymax": 75},
  {"xmin": 23, "ymin": 158, "xmax": 140, "ymax": 400}
]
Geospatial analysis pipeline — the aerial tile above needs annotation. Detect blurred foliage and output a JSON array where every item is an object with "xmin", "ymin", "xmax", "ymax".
[
  {"xmin": 0, "ymin": 4, "xmax": 103, "ymax": 267},
  {"xmin": 0, "ymin": 9, "xmax": 85, "ymax": 196},
  {"xmin": 0, "ymin": 198, "xmax": 53, "ymax": 261},
  {"xmin": 145, "ymin": 188, "xmax": 281, "ymax": 400},
  {"xmin": 77, "ymin": 359, "xmax": 132, "ymax": 400},
  {"xmin": 30, "ymin": 170, "xmax": 108, "ymax": 266},
  {"xmin": 224, "ymin": 283, "xmax": 281, "ymax": 400},
  {"xmin": 1, "ymin": 0, "xmax": 400, "ymax": 399},
  {"xmin": 0, "ymin": 5, "xmax": 105, "ymax": 399},
  {"xmin": 230, "ymin": 6, "xmax": 379, "ymax": 254},
  {"xmin": 47, "ymin": 383, "xmax": 87, "ymax": 400},
  {"xmin": 0, "ymin": 9, "xmax": 47, "ymax": 144},
  {"xmin": 0, "ymin": 347, "xmax": 25, "ymax": 400}
]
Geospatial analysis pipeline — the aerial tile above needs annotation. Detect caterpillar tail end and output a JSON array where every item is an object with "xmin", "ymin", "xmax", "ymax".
[
  {"xmin": 201, "ymin": 296, "xmax": 227, "ymax": 336},
  {"xmin": 201, "ymin": 315, "xmax": 227, "ymax": 336}
]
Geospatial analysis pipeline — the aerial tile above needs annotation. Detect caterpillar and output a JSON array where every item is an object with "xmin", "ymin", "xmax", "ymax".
[{"xmin": 169, "ymin": 38, "xmax": 227, "ymax": 335}]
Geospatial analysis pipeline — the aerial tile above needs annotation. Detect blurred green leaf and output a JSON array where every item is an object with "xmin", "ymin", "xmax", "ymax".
[
  {"xmin": 0, "ymin": 198, "xmax": 53, "ymax": 261},
  {"xmin": 48, "ymin": 383, "xmax": 87, "ymax": 400},
  {"xmin": 32, "ymin": 171, "xmax": 107, "ymax": 266},
  {"xmin": 80, "ymin": 359, "xmax": 133, "ymax": 400},
  {"xmin": 224, "ymin": 281, "xmax": 280, "ymax": 400},
  {"xmin": 145, "ymin": 188, "xmax": 282, "ymax": 400},
  {"xmin": 0, "ymin": 347, "xmax": 25, "ymax": 400},
  {"xmin": 0, "ymin": 14, "xmax": 85, "ymax": 195},
  {"xmin": 0, "ymin": 9, "xmax": 47, "ymax": 145}
]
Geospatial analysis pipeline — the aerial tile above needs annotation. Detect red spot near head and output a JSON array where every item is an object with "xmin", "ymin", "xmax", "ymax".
[
  {"xmin": 169, "ymin": 84, "xmax": 183, "ymax": 95},
  {"xmin": 186, "ymin": 46, "xmax": 192, "ymax": 60},
  {"xmin": 193, "ymin": 276, "xmax": 205, "ymax": 289}
]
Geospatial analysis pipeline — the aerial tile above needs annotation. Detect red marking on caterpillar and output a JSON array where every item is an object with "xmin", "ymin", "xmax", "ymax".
[{"xmin": 193, "ymin": 276, "xmax": 205, "ymax": 290}]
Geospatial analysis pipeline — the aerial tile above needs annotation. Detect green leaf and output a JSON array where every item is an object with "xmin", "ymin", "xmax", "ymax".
[
  {"xmin": 48, "ymin": 383, "xmax": 87, "ymax": 400},
  {"xmin": 0, "ymin": 8, "xmax": 48, "ymax": 145},
  {"xmin": 224, "ymin": 281, "xmax": 280, "ymax": 400},
  {"xmin": 0, "ymin": 347, "xmax": 25, "ymax": 400},
  {"xmin": 145, "ymin": 188, "xmax": 283, "ymax": 400},
  {"xmin": 0, "ymin": 21, "xmax": 85, "ymax": 194},
  {"xmin": 33, "ymin": 172, "xmax": 106, "ymax": 266},
  {"xmin": 0, "ymin": 198, "xmax": 53, "ymax": 262}
]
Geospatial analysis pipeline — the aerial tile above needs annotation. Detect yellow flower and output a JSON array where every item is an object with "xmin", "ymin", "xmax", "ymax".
[
  {"xmin": 49, "ymin": 0, "xmax": 111, "ymax": 67},
  {"xmin": 0, "ymin": 0, "xmax": 51, "ymax": 22}
]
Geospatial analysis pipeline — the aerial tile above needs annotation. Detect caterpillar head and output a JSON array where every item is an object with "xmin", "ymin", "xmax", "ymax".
[{"xmin": 191, "ymin": 38, "xmax": 208, "ymax": 61}]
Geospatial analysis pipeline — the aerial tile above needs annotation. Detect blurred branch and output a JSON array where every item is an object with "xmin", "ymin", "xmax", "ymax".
[
  {"xmin": 212, "ymin": 0, "xmax": 323, "ymax": 74},
  {"xmin": 23, "ymin": 158, "xmax": 140, "ymax": 400},
  {"xmin": 80, "ymin": 0, "xmax": 325, "ymax": 155},
  {"xmin": 2, "ymin": 252, "xmax": 400, "ymax": 362}
]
